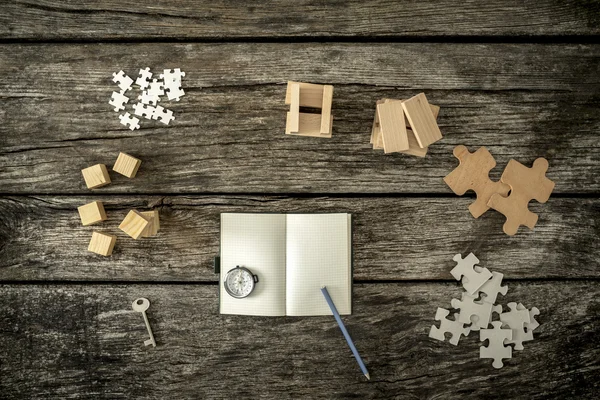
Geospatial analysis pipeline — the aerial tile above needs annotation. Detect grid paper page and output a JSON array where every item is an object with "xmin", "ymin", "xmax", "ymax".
[
  {"xmin": 285, "ymin": 214, "xmax": 351, "ymax": 316},
  {"xmin": 220, "ymin": 213, "xmax": 287, "ymax": 316}
]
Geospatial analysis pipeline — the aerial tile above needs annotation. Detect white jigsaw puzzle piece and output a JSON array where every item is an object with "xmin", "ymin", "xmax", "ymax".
[
  {"xmin": 112, "ymin": 70, "xmax": 133, "ymax": 93},
  {"xmin": 147, "ymin": 79, "xmax": 164, "ymax": 98},
  {"xmin": 164, "ymin": 84, "xmax": 185, "ymax": 101},
  {"xmin": 474, "ymin": 266, "xmax": 508, "ymax": 304},
  {"xmin": 451, "ymin": 253, "xmax": 493, "ymax": 295},
  {"xmin": 109, "ymin": 91, "xmax": 129, "ymax": 112},
  {"xmin": 429, "ymin": 307, "xmax": 470, "ymax": 346},
  {"xmin": 135, "ymin": 67, "xmax": 153, "ymax": 90},
  {"xmin": 480, "ymin": 321, "xmax": 512, "ymax": 369},
  {"xmin": 160, "ymin": 68, "xmax": 186, "ymax": 83},
  {"xmin": 138, "ymin": 90, "xmax": 159, "ymax": 106},
  {"xmin": 152, "ymin": 105, "xmax": 174, "ymax": 125},
  {"xmin": 518, "ymin": 304, "xmax": 540, "ymax": 343},
  {"xmin": 500, "ymin": 302, "xmax": 531, "ymax": 351},
  {"xmin": 118, "ymin": 112, "xmax": 140, "ymax": 131},
  {"xmin": 451, "ymin": 292, "xmax": 494, "ymax": 331},
  {"xmin": 132, "ymin": 102, "xmax": 156, "ymax": 120}
]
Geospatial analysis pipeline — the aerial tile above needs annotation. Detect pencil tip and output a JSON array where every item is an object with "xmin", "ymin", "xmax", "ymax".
[{"xmin": 365, "ymin": 373, "xmax": 370, "ymax": 380}]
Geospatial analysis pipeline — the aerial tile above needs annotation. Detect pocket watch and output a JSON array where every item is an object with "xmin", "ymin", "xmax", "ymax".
[{"xmin": 224, "ymin": 266, "xmax": 259, "ymax": 299}]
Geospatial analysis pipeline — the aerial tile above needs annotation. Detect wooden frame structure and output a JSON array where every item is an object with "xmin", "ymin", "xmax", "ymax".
[{"xmin": 285, "ymin": 81, "xmax": 333, "ymax": 138}]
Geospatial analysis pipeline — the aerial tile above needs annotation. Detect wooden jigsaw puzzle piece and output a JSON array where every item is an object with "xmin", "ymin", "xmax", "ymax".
[
  {"xmin": 488, "ymin": 158, "xmax": 555, "ymax": 235},
  {"xmin": 480, "ymin": 321, "xmax": 512, "ymax": 369},
  {"xmin": 450, "ymin": 253, "xmax": 492, "ymax": 295},
  {"xmin": 429, "ymin": 307, "xmax": 470, "ymax": 346},
  {"xmin": 444, "ymin": 146, "xmax": 510, "ymax": 218}
]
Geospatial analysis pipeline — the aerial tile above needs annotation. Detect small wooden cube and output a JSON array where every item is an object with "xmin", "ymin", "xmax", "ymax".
[
  {"xmin": 82, "ymin": 164, "xmax": 111, "ymax": 189},
  {"xmin": 113, "ymin": 152, "xmax": 141, "ymax": 178},
  {"xmin": 119, "ymin": 210, "xmax": 150, "ymax": 239},
  {"xmin": 78, "ymin": 201, "xmax": 107, "ymax": 226},
  {"xmin": 88, "ymin": 231, "xmax": 117, "ymax": 256},
  {"xmin": 141, "ymin": 209, "xmax": 160, "ymax": 237}
]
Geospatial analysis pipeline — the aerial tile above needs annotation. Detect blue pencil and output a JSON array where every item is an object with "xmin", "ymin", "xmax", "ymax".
[{"xmin": 321, "ymin": 286, "xmax": 370, "ymax": 380}]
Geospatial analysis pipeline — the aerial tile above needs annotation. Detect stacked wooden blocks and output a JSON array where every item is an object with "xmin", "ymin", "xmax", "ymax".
[
  {"xmin": 78, "ymin": 152, "xmax": 160, "ymax": 256},
  {"xmin": 370, "ymin": 93, "xmax": 442, "ymax": 157},
  {"xmin": 285, "ymin": 81, "xmax": 333, "ymax": 138}
]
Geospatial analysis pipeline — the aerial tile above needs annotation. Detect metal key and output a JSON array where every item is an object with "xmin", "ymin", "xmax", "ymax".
[{"xmin": 132, "ymin": 297, "xmax": 156, "ymax": 347}]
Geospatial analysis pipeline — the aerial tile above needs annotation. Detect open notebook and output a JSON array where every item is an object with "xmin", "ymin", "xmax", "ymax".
[{"xmin": 219, "ymin": 213, "xmax": 352, "ymax": 316}]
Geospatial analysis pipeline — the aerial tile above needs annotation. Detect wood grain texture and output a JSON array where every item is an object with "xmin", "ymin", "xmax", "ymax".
[
  {"xmin": 0, "ymin": 282, "xmax": 597, "ymax": 399},
  {"xmin": 0, "ymin": 43, "xmax": 599, "ymax": 194},
  {"xmin": 0, "ymin": 1, "xmax": 599, "ymax": 40},
  {"xmin": 0, "ymin": 196, "xmax": 598, "ymax": 282}
]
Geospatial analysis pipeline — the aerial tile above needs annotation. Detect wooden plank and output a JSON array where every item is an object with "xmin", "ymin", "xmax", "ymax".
[
  {"xmin": 320, "ymin": 85, "xmax": 333, "ymax": 135},
  {"xmin": 402, "ymin": 93, "xmax": 443, "ymax": 148},
  {"xmin": 285, "ymin": 81, "xmax": 325, "ymax": 108},
  {"xmin": 377, "ymin": 101, "xmax": 409, "ymax": 153},
  {"xmin": 1, "ymin": 43, "xmax": 598, "ymax": 194},
  {"xmin": 402, "ymin": 129, "xmax": 428, "ymax": 157},
  {"xmin": 1, "ymin": 1, "xmax": 598, "ymax": 40},
  {"xmin": 285, "ymin": 112, "xmax": 333, "ymax": 137},
  {"xmin": 0, "ymin": 196, "xmax": 597, "ymax": 282},
  {"xmin": 288, "ymin": 83, "xmax": 300, "ymax": 133},
  {"xmin": 0, "ymin": 282, "xmax": 597, "ymax": 398}
]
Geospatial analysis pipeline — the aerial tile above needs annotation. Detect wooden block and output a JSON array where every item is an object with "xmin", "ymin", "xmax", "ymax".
[
  {"xmin": 88, "ymin": 231, "xmax": 116, "ymax": 256},
  {"xmin": 377, "ymin": 101, "xmax": 408, "ymax": 153},
  {"xmin": 81, "ymin": 164, "xmax": 111, "ymax": 189},
  {"xmin": 113, "ymin": 152, "xmax": 141, "ymax": 178},
  {"xmin": 320, "ymin": 85, "xmax": 334, "ymax": 134},
  {"xmin": 77, "ymin": 201, "xmax": 107, "ymax": 226},
  {"xmin": 285, "ymin": 112, "xmax": 333, "ymax": 138},
  {"xmin": 119, "ymin": 210, "xmax": 150, "ymax": 240},
  {"xmin": 141, "ymin": 209, "xmax": 160, "ymax": 237},
  {"xmin": 400, "ymin": 130, "xmax": 428, "ymax": 157},
  {"xmin": 401, "ymin": 93, "xmax": 443, "ymax": 148},
  {"xmin": 285, "ymin": 81, "xmax": 325, "ymax": 108},
  {"xmin": 372, "ymin": 99, "xmax": 438, "ymax": 155},
  {"xmin": 288, "ymin": 83, "xmax": 300, "ymax": 133},
  {"xmin": 370, "ymin": 99, "xmax": 386, "ymax": 145},
  {"xmin": 285, "ymin": 82, "xmax": 334, "ymax": 138},
  {"xmin": 383, "ymin": 98, "xmax": 439, "ymax": 128}
]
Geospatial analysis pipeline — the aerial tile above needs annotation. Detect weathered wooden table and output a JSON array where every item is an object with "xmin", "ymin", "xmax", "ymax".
[{"xmin": 1, "ymin": 2, "xmax": 599, "ymax": 399}]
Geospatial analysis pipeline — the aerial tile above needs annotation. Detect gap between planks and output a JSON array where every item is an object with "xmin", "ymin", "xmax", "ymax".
[
  {"xmin": 2, "ymin": 36, "xmax": 600, "ymax": 45},
  {"xmin": 1, "ymin": 277, "xmax": 598, "ymax": 286}
]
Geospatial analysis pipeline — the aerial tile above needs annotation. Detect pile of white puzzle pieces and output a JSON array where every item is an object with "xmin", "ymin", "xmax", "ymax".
[
  {"xmin": 109, "ymin": 68, "xmax": 186, "ymax": 130},
  {"xmin": 429, "ymin": 253, "xmax": 540, "ymax": 369}
]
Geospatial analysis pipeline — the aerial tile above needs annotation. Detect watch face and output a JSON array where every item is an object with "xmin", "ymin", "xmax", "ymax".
[{"xmin": 224, "ymin": 267, "xmax": 256, "ymax": 298}]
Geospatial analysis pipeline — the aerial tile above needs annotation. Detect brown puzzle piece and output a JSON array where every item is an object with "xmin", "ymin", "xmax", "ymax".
[
  {"xmin": 444, "ymin": 145, "xmax": 510, "ymax": 218},
  {"xmin": 488, "ymin": 158, "xmax": 555, "ymax": 235}
]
